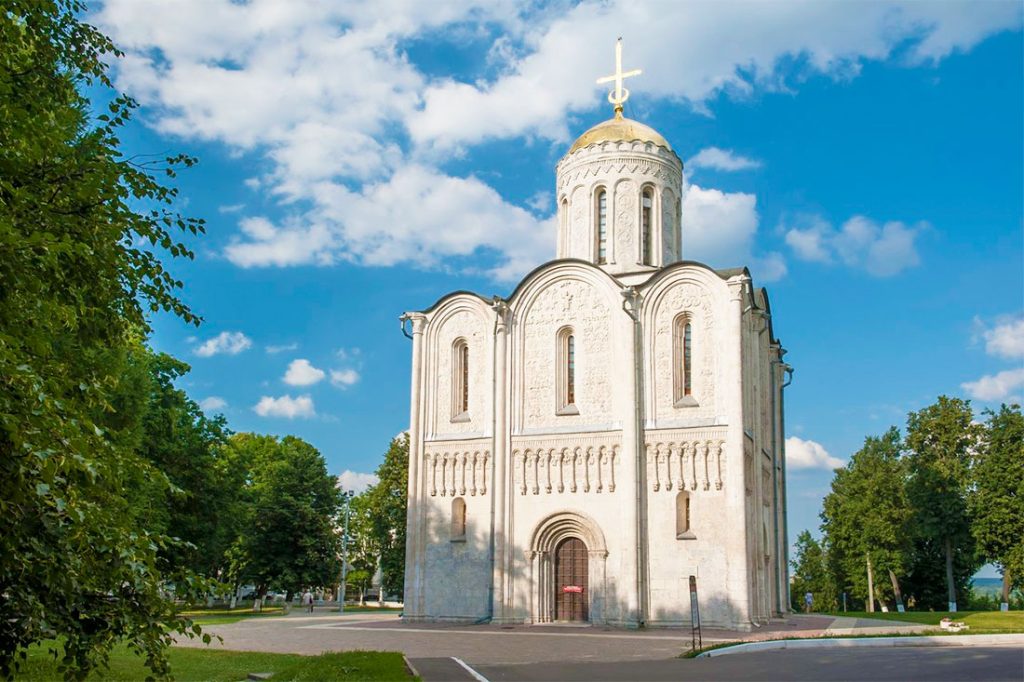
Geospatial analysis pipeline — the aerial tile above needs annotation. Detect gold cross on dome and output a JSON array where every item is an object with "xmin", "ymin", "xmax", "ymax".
[{"xmin": 596, "ymin": 37, "xmax": 642, "ymax": 117}]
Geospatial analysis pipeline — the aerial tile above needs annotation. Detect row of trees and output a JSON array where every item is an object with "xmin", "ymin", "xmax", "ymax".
[
  {"xmin": 0, "ymin": 3, "xmax": 361, "ymax": 678},
  {"xmin": 792, "ymin": 397, "xmax": 1023, "ymax": 613}
]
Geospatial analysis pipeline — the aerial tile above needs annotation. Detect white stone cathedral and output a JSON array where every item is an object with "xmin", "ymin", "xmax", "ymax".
[{"xmin": 401, "ymin": 44, "xmax": 792, "ymax": 630}]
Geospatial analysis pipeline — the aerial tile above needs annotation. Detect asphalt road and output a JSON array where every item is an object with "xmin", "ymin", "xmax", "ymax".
[{"xmin": 469, "ymin": 646, "xmax": 1024, "ymax": 682}]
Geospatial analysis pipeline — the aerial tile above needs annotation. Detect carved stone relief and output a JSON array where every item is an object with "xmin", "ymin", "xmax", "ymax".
[
  {"xmin": 426, "ymin": 449, "xmax": 490, "ymax": 497},
  {"xmin": 615, "ymin": 181, "xmax": 637, "ymax": 265},
  {"xmin": 645, "ymin": 434, "xmax": 725, "ymax": 493},
  {"xmin": 512, "ymin": 443, "xmax": 619, "ymax": 496},
  {"xmin": 570, "ymin": 185, "xmax": 589, "ymax": 261},
  {"xmin": 650, "ymin": 281, "xmax": 719, "ymax": 422},
  {"xmin": 661, "ymin": 187, "xmax": 677, "ymax": 263},
  {"xmin": 432, "ymin": 309, "xmax": 487, "ymax": 435},
  {"xmin": 519, "ymin": 279, "xmax": 614, "ymax": 429}
]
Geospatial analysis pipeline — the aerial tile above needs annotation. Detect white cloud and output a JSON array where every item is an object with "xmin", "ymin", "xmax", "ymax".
[
  {"xmin": 681, "ymin": 182, "xmax": 761, "ymax": 265},
  {"xmin": 784, "ymin": 214, "xmax": 924, "ymax": 276},
  {"xmin": 337, "ymin": 470, "xmax": 378, "ymax": 494},
  {"xmin": 283, "ymin": 358, "xmax": 325, "ymax": 386},
  {"xmin": 199, "ymin": 396, "xmax": 227, "ymax": 412},
  {"xmin": 786, "ymin": 437, "xmax": 845, "ymax": 470},
  {"xmin": 962, "ymin": 368, "xmax": 1024, "ymax": 402},
  {"xmin": 218, "ymin": 203, "xmax": 245, "ymax": 214},
  {"xmin": 407, "ymin": 2, "xmax": 1020, "ymax": 149},
  {"xmin": 194, "ymin": 331, "xmax": 252, "ymax": 357},
  {"xmin": 253, "ymin": 394, "xmax": 315, "ymax": 419},
  {"xmin": 266, "ymin": 342, "xmax": 299, "ymax": 354},
  {"xmin": 95, "ymin": 1, "xmax": 1019, "ymax": 281},
  {"xmin": 980, "ymin": 316, "xmax": 1024, "ymax": 360},
  {"xmin": 330, "ymin": 368, "xmax": 360, "ymax": 388},
  {"xmin": 687, "ymin": 147, "xmax": 762, "ymax": 172}
]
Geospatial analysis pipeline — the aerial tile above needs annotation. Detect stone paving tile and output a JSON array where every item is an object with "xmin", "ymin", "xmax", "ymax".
[{"xmin": 175, "ymin": 611, "xmax": 928, "ymax": 667}]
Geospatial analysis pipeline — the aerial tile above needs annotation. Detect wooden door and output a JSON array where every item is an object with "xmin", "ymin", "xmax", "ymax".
[{"xmin": 554, "ymin": 537, "xmax": 588, "ymax": 621}]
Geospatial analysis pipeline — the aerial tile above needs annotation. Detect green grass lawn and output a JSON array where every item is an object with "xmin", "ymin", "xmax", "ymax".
[
  {"xmin": 829, "ymin": 610, "xmax": 1024, "ymax": 632},
  {"xmin": 18, "ymin": 643, "xmax": 416, "ymax": 681},
  {"xmin": 181, "ymin": 605, "xmax": 287, "ymax": 626}
]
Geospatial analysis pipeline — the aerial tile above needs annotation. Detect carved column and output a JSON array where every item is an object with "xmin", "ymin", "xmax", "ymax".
[
  {"xmin": 491, "ymin": 299, "xmax": 511, "ymax": 622},
  {"xmin": 620, "ymin": 287, "xmax": 643, "ymax": 626},
  {"xmin": 725, "ymin": 275, "xmax": 752, "ymax": 628},
  {"xmin": 403, "ymin": 313, "xmax": 427, "ymax": 617}
]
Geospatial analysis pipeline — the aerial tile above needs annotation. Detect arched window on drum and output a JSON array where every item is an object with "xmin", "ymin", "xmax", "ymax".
[
  {"xmin": 595, "ymin": 188, "xmax": 608, "ymax": 265},
  {"xmin": 641, "ymin": 186, "xmax": 654, "ymax": 265}
]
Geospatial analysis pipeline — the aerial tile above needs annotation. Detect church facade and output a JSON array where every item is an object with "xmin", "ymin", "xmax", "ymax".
[{"xmin": 401, "ymin": 81, "xmax": 792, "ymax": 630}]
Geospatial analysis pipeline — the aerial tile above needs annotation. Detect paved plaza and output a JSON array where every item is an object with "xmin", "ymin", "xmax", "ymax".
[{"xmin": 175, "ymin": 610, "xmax": 1024, "ymax": 680}]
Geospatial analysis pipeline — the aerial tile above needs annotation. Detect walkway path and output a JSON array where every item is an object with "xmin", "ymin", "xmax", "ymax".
[{"xmin": 177, "ymin": 609, "xmax": 930, "ymax": 666}]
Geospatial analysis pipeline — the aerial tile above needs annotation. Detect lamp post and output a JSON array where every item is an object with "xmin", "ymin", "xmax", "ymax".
[{"xmin": 338, "ymin": 489, "xmax": 352, "ymax": 612}]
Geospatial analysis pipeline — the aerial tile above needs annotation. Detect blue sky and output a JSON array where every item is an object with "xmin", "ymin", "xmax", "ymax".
[{"xmin": 93, "ymin": 1, "xmax": 1022, "ymax": 565}]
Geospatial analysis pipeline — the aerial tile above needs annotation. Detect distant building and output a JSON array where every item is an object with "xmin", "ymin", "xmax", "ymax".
[{"xmin": 402, "ymin": 43, "xmax": 792, "ymax": 630}]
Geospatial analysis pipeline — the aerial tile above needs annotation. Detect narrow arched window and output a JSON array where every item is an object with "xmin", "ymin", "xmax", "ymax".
[
  {"xmin": 641, "ymin": 188, "xmax": 653, "ymax": 265},
  {"xmin": 673, "ymin": 315, "xmax": 694, "ymax": 405},
  {"xmin": 556, "ymin": 327, "xmax": 578, "ymax": 414},
  {"xmin": 451, "ymin": 497, "xmax": 466, "ymax": 541},
  {"xmin": 595, "ymin": 189, "xmax": 608, "ymax": 264},
  {"xmin": 567, "ymin": 335, "xmax": 575, "ymax": 404},
  {"xmin": 676, "ymin": 491, "xmax": 693, "ymax": 538},
  {"xmin": 451, "ymin": 339, "xmax": 469, "ymax": 421}
]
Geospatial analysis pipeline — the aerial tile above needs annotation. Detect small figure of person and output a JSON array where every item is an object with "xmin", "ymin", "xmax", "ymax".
[
  {"xmin": 804, "ymin": 591, "xmax": 813, "ymax": 613},
  {"xmin": 303, "ymin": 588, "xmax": 314, "ymax": 613}
]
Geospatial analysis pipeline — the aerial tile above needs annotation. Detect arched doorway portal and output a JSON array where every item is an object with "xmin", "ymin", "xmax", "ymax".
[
  {"xmin": 527, "ymin": 511, "xmax": 607, "ymax": 624},
  {"xmin": 554, "ymin": 537, "xmax": 588, "ymax": 621}
]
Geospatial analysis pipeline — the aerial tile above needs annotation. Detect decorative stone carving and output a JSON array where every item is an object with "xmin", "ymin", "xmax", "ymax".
[
  {"xmin": 649, "ymin": 280, "xmax": 720, "ymax": 422},
  {"xmin": 511, "ymin": 434, "xmax": 620, "ymax": 496},
  {"xmin": 615, "ymin": 180, "xmax": 637, "ymax": 266},
  {"xmin": 430, "ymin": 308, "xmax": 488, "ymax": 437},
  {"xmin": 661, "ymin": 187, "xmax": 677, "ymax": 263},
  {"xmin": 644, "ymin": 429, "xmax": 726, "ymax": 494},
  {"xmin": 424, "ymin": 445, "xmax": 491, "ymax": 497},
  {"xmin": 518, "ymin": 278, "xmax": 614, "ymax": 429}
]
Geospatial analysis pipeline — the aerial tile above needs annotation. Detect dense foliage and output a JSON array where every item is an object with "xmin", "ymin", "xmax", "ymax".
[
  {"xmin": 803, "ymin": 397, "xmax": 1023, "ymax": 613},
  {"xmin": 0, "ymin": 3, "xmax": 348, "ymax": 677},
  {"xmin": 223, "ymin": 434, "xmax": 344, "ymax": 602},
  {"xmin": 357, "ymin": 434, "xmax": 409, "ymax": 600},
  {"xmin": 0, "ymin": 1, "xmax": 209, "ymax": 677}
]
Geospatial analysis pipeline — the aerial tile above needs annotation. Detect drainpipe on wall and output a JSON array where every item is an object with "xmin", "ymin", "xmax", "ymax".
[{"xmin": 779, "ymin": 363, "xmax": 794, "ymax": 614}]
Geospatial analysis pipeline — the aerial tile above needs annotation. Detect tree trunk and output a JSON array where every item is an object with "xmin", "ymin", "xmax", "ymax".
[
  {"xmin": 888, "ymin": 569, "xmax": 905, "ymax": 613},
  {"xmin": 944, "ymin": 535, "xmax": 956, "ymax": 612},
  {"xmin": 866, "ymin": 554, "xmax": 875, "ymax": 613},
  {"xmin": 1002, "ymin": 569, "xmax": 1011, "ymax": 611}
]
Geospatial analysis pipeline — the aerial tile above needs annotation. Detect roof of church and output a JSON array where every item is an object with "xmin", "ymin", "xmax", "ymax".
[{"xmin": 568, "ymin": 112, "xmax": 673, "ymax": 155}]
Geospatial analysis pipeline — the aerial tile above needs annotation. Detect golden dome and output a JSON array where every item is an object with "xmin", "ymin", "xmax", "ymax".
[{"xmin": 568, "ymin": 113, "xmax": 672, "ymax": 155}]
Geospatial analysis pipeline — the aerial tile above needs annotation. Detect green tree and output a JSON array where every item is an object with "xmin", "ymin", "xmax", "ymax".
[
  {"xmin": 0, "ymin": 1, "xmax": 208, "ymax": 677},
  {"xmin": 821, "ymin": 428, "xmax": 911, "ymax": 611},
  {"xmin": 790, "ymin": 531, "xmax": 837, "ymax": 612},
  {"xmin": 346, "ymin": 492, "xmax": 382, "ymax": 596},
  {"xmin": 362, "ymin": 434, "xmax": 409, "ymax": 600},
  {"xmin": 227, "ymin": 435, "xmax": 343, "ymax": 602},
  {"xmin": 904, "ymin": 396, "xmax": 981, "ymax": 611},
  {"xmin": 135, "ymin": 351, "xmax": 233, "ymax": 577},
  {"xmin": 970, "ymin": 403, "xmax": 1024, "ymax": 606}
]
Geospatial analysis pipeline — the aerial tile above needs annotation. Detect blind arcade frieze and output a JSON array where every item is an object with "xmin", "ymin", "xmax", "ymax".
[
  {"xmin": 645, "ymin": 432, "xmax": 725, "ymax": 493},
  {"xmin": 513, "ymin": 443, "xmax": 619, "ymax": 496},
  {"xmin": 425, "ymin": 449, "xmax": 490, "ymax": 497}
]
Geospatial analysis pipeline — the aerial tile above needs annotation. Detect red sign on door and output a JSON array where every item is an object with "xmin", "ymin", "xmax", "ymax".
[{"xmin": 562, "ymin": 585, "xmax": 584, "ymax": 593}]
